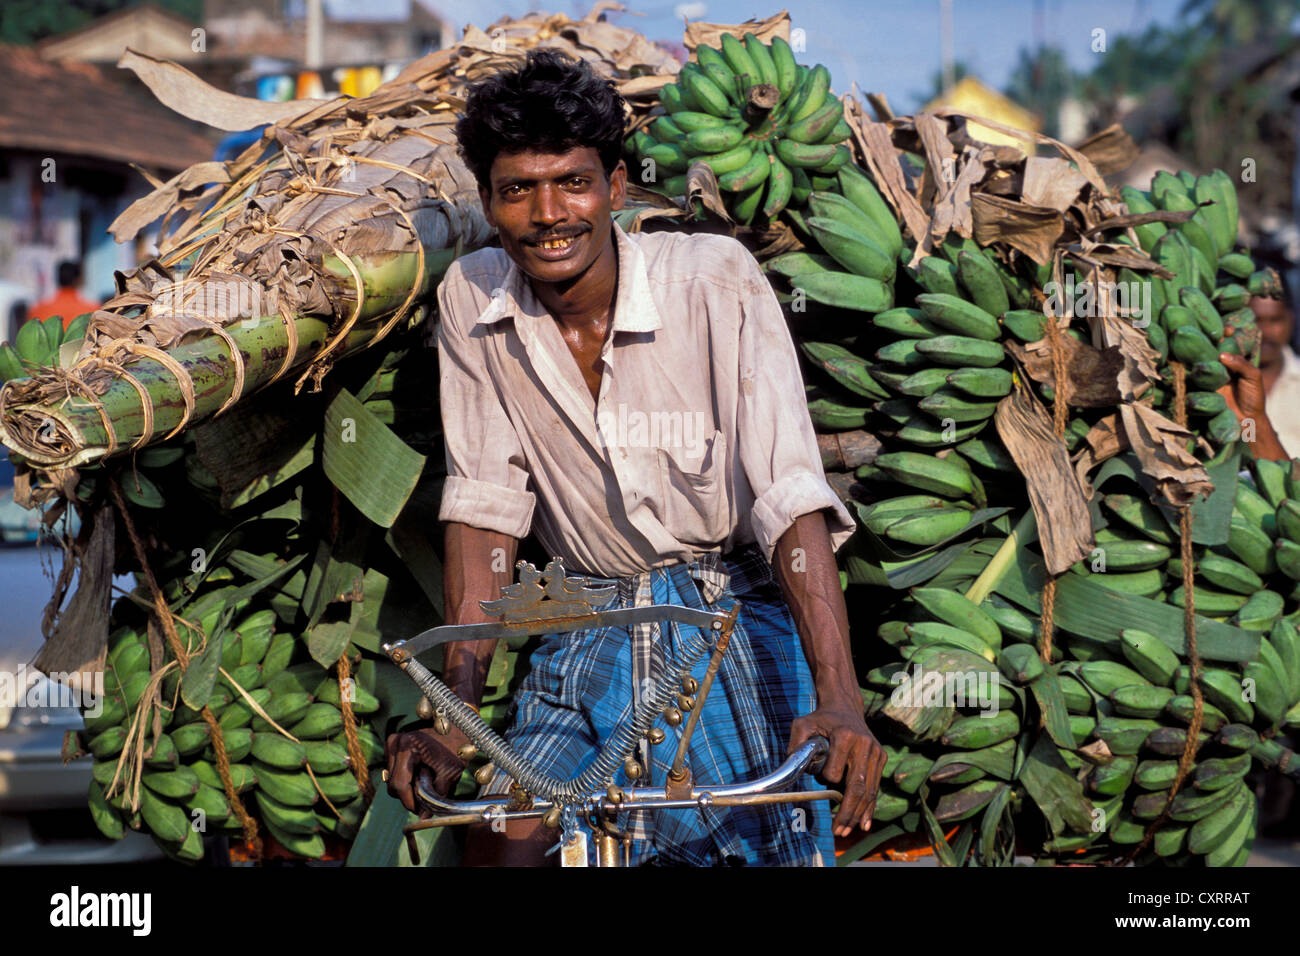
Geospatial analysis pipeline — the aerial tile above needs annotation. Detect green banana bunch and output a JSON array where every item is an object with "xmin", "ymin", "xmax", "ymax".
[
  {"xmin": 3, "ymin": 312, "xmax": 90, "ymax": 381},
  {"xmin": 810, "ymin": 147, "xmax": 1300, "ymax": 866},
  {"xmin": 1118, "ymin": 170, "xmax": 1277, "ymax": 431},
  {"xmin": 632, "ymin": 33, "xmax": 851, "ymax": 224},
  {"xmin": 80, "ymin": 590, "xmax": 387, "ymax": 862},
  {"xmin": 841, "ymin": 447, "xmax": 1300, "ymax": 868}
]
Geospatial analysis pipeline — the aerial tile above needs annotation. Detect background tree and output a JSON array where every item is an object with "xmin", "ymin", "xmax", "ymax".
[{"xmin": 1, "ymin": 0, "xmax": 202, "ymax": 45}]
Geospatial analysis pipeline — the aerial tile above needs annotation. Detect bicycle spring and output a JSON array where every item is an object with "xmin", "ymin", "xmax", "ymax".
[{"xmin": 398, "ymin": 623, "xmax": 715, "ymax": 803}]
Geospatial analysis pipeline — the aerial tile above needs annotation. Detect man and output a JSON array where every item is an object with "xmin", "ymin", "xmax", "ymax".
[
  {"xmin": 28, "ymin": 260, "xmax": 98, "ymax": 332},
  {"xmin": 1217, "ymin": 291, "xmax": 1291, "ymax": 462},
  {"xmin": 1223, "ymin": 291, "xmax": 1297, "ymax": 459},
  {"xmin": 385, "ymin": 49, "xmax": 884, "ymax": 866}
]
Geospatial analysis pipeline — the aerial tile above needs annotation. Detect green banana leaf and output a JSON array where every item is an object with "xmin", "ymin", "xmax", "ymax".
[
  {"xmin": 344, "ymin": 771, "xmax": 463, "ymax": 868},
  {"xmin": 181, "ymin": 627, "xmax": 226, "ymax": 710},
  {"xmin": 1027, "ymin": 669, "xmax": 1076, "ymax": 751},
  {"xmin": 917, "ymin": 782, "xmax": 959, "ymax": 866},
  {"xmin": 992, "ymin": 528, "xmax": 1260, "ymax": 663},
  {"xmin": 1090, "ymin": 444, "xmax": 1239, "ymax": 547},
  {"xmin": 322, "ymin": 387, "xmax": 426, "ymax": 529},
  {"xmin": 301, "ymin": 503, "xmax": 371, "ymax": 631},
  {"xmin": 976, "ymin": 782, "xmax": 1016, "ymax": 866},
  {"xmin": 844, "ymin": 538, "xmax": 984, "ymax": 589},
  {"xmin": 1017, "ymin": 734, "xmax": 1095, "ymax": 838},
  {"xmin": 835, "ymin": 817, "xmax": 918, "ymax": 866}
]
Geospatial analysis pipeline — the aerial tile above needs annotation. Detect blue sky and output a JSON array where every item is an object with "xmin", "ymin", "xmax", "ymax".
[{"xmin": 331, "ymin": 0, "xmax": 1187, "ymax": 109}]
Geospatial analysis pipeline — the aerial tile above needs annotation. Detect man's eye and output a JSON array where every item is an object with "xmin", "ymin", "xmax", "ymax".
[
  {"xmin": 566, "ymin": 178, "xmax": 588, "ymax": 188},
  {"xmin": 502, "ymin": 185, "xmax": 525, "ymax": 198}
]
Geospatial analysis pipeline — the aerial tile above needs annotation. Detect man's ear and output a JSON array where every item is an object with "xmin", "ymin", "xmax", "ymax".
[
  {"xmin": 609, "ymin": 159, "xmax": 627, "ymax": 213},
  {"xmin": 478, "ymin": 185, "xmax": 496, "ymax": 228}
]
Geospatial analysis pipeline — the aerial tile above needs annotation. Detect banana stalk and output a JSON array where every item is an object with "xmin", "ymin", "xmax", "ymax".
[{"xmin": 0, "ymin": 249, "xmax": 456, "ymax": 469}]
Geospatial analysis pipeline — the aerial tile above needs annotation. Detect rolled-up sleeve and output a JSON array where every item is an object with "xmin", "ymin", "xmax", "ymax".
[
  {"xmin": 435, "ymin": 270, "xmax": 536, "ymax": 538},
  {"xmin": 733, "ymin": 249, "xmax": 856, "ymax": 565}
]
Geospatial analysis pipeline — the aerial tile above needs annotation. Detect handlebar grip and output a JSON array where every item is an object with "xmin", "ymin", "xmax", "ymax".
[
  {"xmin": 803, "ymin": 734, "xmax": 831, "ymax": 775},
  {"xmin": 413, "ymin": 767, "xmax": 438, "ymax": 811}
]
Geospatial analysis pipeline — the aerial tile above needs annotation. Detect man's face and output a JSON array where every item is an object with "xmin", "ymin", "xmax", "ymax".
[
  {"xmin": 479, "ymin": 146, "xmax": 626, "ymax": 286},
  {"xmin": 1252, "ymin": 295, "xmax": 1294, "ymax": 367}
]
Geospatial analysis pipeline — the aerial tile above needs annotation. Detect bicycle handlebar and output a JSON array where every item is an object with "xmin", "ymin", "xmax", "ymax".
[{"xmin": 410, "ymin": 734, "xmax": 838, "ymax": 829}]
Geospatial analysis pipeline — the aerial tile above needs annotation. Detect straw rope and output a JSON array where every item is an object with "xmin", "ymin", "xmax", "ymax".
[
  {"xmin": 106, "ymin": 472, "xmax": 263, "ymax": 859},
  {"xmin": 1124, "ymin": 361, "xmax": 1206, "ymax": 863}
]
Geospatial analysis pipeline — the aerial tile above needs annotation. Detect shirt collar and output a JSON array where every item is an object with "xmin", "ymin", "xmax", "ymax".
[{"xmin": 474, "ymin": 219, "xmax": 663, "ymax": 333}]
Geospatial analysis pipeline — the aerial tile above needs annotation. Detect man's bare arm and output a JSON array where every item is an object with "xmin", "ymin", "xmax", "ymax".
[
  {"xmin": 441, "ymin": 521, "xmax": 520, "ymax": 704},
  {"xmin": 384, "ymin": 521, "xmax": 518, "ymax": 812},
  {"xmin": 770, "ymin": 510, "xmax": 886, "ymax": 838}
]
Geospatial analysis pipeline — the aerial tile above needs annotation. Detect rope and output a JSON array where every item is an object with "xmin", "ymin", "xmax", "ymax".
[
  {"xmin": 336, "ymin": 651, "xmax": 375, "ymax": 802},
  {"xmin": 107, "ymin": 471, "xmax": 263, "ymax": 859},
  {"xmin": 14, "ymin": 138, "xmax": 434, "ymax": 457},
  {"xmin": 1123, "ymin": 362, "xmax": 1204, "ymax": 864},
  {"xmin": 1037, "ymin": 315, "xmax": 1071, "ymax": 666}
]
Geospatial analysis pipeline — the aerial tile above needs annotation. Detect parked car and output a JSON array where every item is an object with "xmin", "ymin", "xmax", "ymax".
[{"xmin": 0, "ymin": 486, "xmax": 160, "ymax": 863}]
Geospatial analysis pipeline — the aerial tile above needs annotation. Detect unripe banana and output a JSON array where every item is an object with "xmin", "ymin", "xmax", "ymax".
[{"xmin": 717, "ymin": 149, "xmax": 770, "ymax": 192}]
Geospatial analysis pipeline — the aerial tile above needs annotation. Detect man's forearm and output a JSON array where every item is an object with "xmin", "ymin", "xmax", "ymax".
[
  {"xmin": 770, "ymin": 511, "xmax": 859, "ymax": 709},
  {"xmin": 441, "ymin": 522, "xmax": 519, "ymax": 706},
  {"xmin": 1250, "ymin": 419, "xmax": 1289, "ymax": 462}
]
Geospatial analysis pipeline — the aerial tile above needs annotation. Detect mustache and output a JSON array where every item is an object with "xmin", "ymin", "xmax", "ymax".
[{"xmin": 522, "ymin": 225, "xmax": 590, "ymax": 244}]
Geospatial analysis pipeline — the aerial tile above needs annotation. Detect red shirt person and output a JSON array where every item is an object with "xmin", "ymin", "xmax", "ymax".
[{"xmin": 28, "ymin": 261, "xmax": 99, "ymax": 331}]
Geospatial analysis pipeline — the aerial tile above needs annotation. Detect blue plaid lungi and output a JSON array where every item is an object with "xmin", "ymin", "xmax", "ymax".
[{"xmin": 479, "ymin": 543, "xmax": 835, "ymax": 866}]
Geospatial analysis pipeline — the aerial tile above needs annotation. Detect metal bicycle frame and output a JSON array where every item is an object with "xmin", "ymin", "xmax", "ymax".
[{"xmin": 384, "ymin": 557, "xmax": 840, "ymax": 866}]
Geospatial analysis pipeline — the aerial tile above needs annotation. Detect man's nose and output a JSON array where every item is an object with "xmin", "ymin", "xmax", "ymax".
[{"xmin": 530, "ymin": 183, "xmax": 565, "ymax": 226}]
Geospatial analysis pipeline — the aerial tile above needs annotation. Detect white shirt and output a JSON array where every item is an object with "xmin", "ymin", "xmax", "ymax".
[
  {"xmin": 434, "ymin": 220, "xmax": 856, "ymax": 578},
  {"xmin": 1269, "ymin": 345, "xmax": 1300, "ymax": 461}
]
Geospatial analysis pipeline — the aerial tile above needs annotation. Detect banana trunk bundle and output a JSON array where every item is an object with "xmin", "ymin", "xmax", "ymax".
[{"xmin": 0, "ymin": 3, "xmax": 679, "ymax": 474}]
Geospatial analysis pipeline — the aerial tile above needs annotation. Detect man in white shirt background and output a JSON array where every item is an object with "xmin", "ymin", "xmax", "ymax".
[{"xmin": 1252, "ymin": 289, "xmax": 1300, "ymax": 459}]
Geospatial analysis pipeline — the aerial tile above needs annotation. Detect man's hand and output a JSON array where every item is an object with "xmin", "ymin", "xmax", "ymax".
[
  {"xmin": 788, "ymin": 702, "xmax": 886, "ymax": 838},
  {"xmin": 1217, "ymin": 351, "xmax": 1268, "ymax": 422},
  {"xmin": 1216, "ymin": 351, "xmax": 1289, "ymax": 461},
  {"xmin": 384, "ymin": 724, "xmax": 473, "ymax": 816}
]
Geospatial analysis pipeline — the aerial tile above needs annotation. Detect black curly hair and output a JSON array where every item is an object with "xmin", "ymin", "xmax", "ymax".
[{"xmin": 455, "ymin": 48, "xmax": 628, "ymax": 193}]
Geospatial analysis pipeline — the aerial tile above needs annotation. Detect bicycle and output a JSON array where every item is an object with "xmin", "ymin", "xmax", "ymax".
[{"xmin": 383, "ymin": 556, "xmax": 841, "ymax": 866}]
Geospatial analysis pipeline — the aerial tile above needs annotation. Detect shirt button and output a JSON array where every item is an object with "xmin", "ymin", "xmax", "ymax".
[{"xmin": 620, "ymin": 449, "xmax": 627, "ymax": 459}]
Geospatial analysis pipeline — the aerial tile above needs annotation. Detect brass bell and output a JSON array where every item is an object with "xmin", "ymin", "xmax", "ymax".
[
  {"xmin": 681, "ymin": 676, "xmax": 699, "ymax": 695},
  {"xmin": 677, "ymin": 694, "xmax": 695, "ymax": 712},
  {"xmin": 473, "ymin": 762, "xmax": 496, "ymax": 785},
  {"xmin": 607, "ymin": 784, "xmax": 625, "ymax": 804},
  {"xmin": 543, "ymin": 807, "xmax": 562, "ymax": 829},
  {"xmin": 664, "ymin": 707, "xmax": 682, "ymax": 727},
  {"xmin": 417, "ymin": 697, "xmax": 435, "ymax": 720},
  {"xmin": 433, "ymin": 716, "xmax": 450, "ymax": 736},
  {"xmin": 623, "ymin": 757, "xmax": 642, "ymax": 780},
  {"xmin": 457, "ymin": 743, "xmax": 478, "ymax": 762},
  {"xmin": 647, "ymin": 727, "xmax": 666, "ymax": 745}
]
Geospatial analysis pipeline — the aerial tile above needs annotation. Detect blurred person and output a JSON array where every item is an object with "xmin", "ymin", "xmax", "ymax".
[
  {"xmin": 1215, "ymin": 293, "xmax": 1296, "ymax": 462},
  {"xmin": 28, "ymin": 261, "xmax": 98, "ymax": 331},
  {"xmin": 0, "ymin": 282, "xmax": 29, "ymax": 345}
]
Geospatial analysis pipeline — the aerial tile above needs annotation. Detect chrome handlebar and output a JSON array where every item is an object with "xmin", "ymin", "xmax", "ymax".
[{"xmin": 410, "ymin": 734, "xmax": 837, "ymax": 828}]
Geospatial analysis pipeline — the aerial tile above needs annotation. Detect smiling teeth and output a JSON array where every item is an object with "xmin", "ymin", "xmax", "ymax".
[{"xmin": 539, "ymin": 238, "xmax": 574, "ymax": 250}]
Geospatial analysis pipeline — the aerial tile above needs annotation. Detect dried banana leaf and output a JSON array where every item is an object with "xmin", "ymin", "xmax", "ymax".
[{"xmin": 0, "ymin": 4, "xmax": 680, "ymax": 475}]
